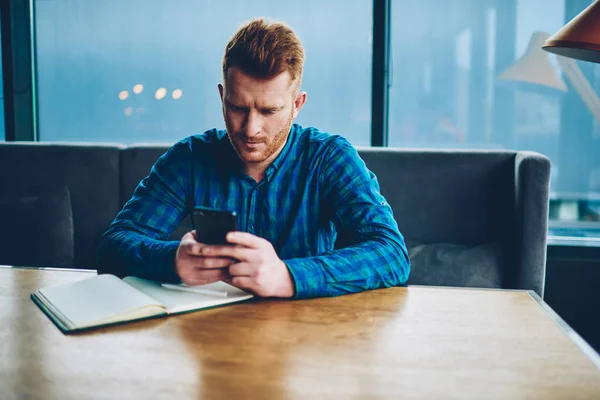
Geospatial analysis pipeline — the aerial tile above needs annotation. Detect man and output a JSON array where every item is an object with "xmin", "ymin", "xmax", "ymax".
[{"xmin": 97, "ymin": 18, "xmax": 410, "ymax": 299}]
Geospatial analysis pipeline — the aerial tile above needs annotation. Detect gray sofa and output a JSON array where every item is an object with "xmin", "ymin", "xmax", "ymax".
[{"xmin": 0, "ymin": 142, "xmax": 551, "ymax": 296}]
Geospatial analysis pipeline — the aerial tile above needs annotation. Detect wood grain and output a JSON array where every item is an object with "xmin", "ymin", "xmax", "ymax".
[{"xmin": 1, "ymin": 267, "xmax": 599, "ymax": 400}]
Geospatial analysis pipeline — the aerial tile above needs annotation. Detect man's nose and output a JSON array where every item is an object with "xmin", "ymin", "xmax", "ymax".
[{"xmin": 243, "ymin": 111, "xmax": 261, "ymax": 137}]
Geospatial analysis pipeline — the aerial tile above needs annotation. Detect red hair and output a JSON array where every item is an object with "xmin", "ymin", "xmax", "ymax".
[{"xmin": 223, "ymin": 18, "xmax": 304, "ymax": 90}]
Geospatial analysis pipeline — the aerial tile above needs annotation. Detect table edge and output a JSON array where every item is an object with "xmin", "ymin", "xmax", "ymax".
[
  {"xmin": 0, "ymin": 265, "xmax": 97, "ymax": 273},
  {"xmin": 528, "ymin": 291, "xmax": 600, "ymax": 370}
]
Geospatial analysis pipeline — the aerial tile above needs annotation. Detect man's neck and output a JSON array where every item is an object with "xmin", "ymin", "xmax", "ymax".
[
  {"xmin": 243, "ymin": 150, "xmax": 277, "ymax": 182},
  {"xmin": 242, "ymin": 139, "xmax": 288, "ymax": 183},
  {"xmin": 244, "ymin": 164, "xmax": 267, "ymax": 183}
]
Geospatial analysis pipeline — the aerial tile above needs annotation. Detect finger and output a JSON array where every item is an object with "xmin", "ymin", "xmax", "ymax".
[
  {"xmin": 195, "ymin": 256, "xmax": 235, "ymax": 269},
  {"xmin": 180, "ymin": 235, "xmax": 198, "ymax": 250},
  {"xmin": 201, "ymin": 244, "xmax": 253, "ymax": 262},
  {"xmin": 182, "ymin": 231, "xmax": 195, "ymax": 241},
  {"xmin": 225, "ymin": 231, "xmax": 267, "ymax": 249},
  {"xmin": 222, "ymin": 277, "xmax": 234, "ymax": 285},
  {"xmin": 183, "ymin": 268, "xmax": 229, "ymax": 286},
  {"xmin": 228, "ymin": 262, "xmax": 254, "ymax": 276},
  {"xmin": 177, "ymin": 230, "xmax": 193, "ymax": 242},
  {"xmin": 181, "ymin": 235, "xmax": 208, "ymax": 256},
  {"xmin": 230, "ymin": 276, "xmax": 255, "ymax": 292}
]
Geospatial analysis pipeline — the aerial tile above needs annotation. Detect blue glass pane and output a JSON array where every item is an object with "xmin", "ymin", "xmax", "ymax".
[
  {"xmin": 389, "ymin": 0, "xmax": 600, "ymax": 237},
  {"xmin": 34, "ymin": 0, "xmax": 372, "ymax": 145}
]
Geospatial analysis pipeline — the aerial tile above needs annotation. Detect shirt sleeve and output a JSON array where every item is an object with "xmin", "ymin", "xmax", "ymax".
[
  {"xmin": 284, "ymin": 137, "xmax": 411, "ymax": 299},
  {"xmin": 95, "ymin": 139, "xmax": 193, "ymax": 282}
]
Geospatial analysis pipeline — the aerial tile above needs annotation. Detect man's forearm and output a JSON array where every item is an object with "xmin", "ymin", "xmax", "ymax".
[
  {"xmin": 96, "ymin": 227, "xmax": 181, "ymax": 282},
  {"xmin": 284, "ymin": 236, "xmax": 410, "ymax": 299}
]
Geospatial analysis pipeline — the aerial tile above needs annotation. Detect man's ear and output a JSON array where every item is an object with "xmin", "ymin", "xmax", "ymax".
[
  {"xmin": 218, "ymin": 83, "xmax": 224, "ymax": 102},
  {"xmin": 292, "ymin": 91, "xmax": 307, "ymax": 119}
]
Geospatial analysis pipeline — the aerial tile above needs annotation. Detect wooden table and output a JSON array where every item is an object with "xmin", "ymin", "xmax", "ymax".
[{"xmin": 2, "ymin": 267, "xmax": 600, "ymax": 400}]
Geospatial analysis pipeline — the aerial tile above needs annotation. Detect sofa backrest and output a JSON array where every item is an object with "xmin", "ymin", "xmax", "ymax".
[
  {"xmin": 356, "ymin": 147, "xmax": 517, "ymax": 246},
  {"xmin": 0, "ymin": 143, "xmax": 123, "ymax": 269}
]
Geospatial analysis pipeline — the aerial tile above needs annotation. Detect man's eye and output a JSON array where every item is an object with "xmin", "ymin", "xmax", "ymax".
[{"xmin": 263, "ymin": 109, "xmax": 277, "ymax": 115}]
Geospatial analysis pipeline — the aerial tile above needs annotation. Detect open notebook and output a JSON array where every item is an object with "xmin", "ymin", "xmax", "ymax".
[{"xmin": 31, "ymin": 274, "xmax": 254, "ymax": 333}]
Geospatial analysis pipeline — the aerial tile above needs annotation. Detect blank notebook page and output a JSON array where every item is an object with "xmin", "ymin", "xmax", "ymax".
[{"xmin": 38, "ymin": 274, "xmax": 163, "ymax": 327}]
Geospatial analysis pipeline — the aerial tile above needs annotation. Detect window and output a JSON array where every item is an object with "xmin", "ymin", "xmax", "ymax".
[
  {"xmin": 30, "ymin": 0, "xmax": 600, "ymax": 240},
  {"xmin": 0, "ymin": 9, "xmax": 5, "ymax": 141},
  {"xmin": 389, "ymin": 0, "xmax": 600, "ymax": 240},
  {"xmin": 34, "ymin": 0, "xmax": 372, "ymax": 145}
]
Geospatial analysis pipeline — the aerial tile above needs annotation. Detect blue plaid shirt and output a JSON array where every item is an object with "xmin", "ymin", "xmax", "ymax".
[{"xmin": 97, "ymin": 124, "xmax": 410, "ymax": 298}]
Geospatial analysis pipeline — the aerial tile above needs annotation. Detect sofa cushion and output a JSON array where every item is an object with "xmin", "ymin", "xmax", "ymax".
[
  {"xmin": 407, "ymin": 241, "xmax": 503, "ymax": 288},
  {"xmin": 0, "ymin": 186, "xmax": 74, "ymax": 267}
]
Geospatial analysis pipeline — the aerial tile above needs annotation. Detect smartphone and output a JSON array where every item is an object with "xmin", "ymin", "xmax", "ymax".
[{"xmin": 192, "ymin": 206, "xmax": 238, "ymax": 245}]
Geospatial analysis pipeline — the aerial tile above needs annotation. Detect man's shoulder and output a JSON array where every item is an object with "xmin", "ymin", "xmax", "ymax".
[
  {"xmin": 292, "ymin": 125, "xmax": 368, "ymax": 183},
  {"xmin": 188, "ymin": 128, "xmax": 228, "ymax": 146},
  {"xmin": 294, "ymin": 125, "xmax": 353, "ymax": 154},
  {"xmin": 169, "ymin": 129, "xmax": 228, "ymax": 153},
  {"xmin": 158, "ymin": 129, "xmax": 228, "ymax": 164}
]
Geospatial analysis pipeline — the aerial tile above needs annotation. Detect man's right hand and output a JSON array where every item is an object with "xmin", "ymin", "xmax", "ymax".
[{"xmin": 175, "ymin": 231, "xmax": 234, "ymax": 285}]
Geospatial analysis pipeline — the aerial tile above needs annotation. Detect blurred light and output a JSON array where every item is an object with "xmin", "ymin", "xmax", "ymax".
[
  {"xmin": 172, "ymin": 89, "xmax": 183, "ymax": 100},
  {"xmin": 133, "ymin": 84, "xmax": 144, "ymax": 94},
  {"xmin": 155, "ymin": 88, "xmax": 167, "ymax": 100},
  {"xmin": 124, "ymin": 107, "xmax": 133, "ymax": 117},
  {"xmin": 118, "ymin": 90, "xmax": 129, "ymax": 100}
]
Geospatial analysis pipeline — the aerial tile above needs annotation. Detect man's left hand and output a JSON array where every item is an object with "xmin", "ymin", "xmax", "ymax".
[{"xmin": 199, "ymin": 231, "xmax": 295, "ymax": 298}]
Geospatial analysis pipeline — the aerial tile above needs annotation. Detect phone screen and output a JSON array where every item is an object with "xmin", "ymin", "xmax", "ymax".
[{"xmin": 192, "ymin": 206, "xmax": 238, "ymax": 244}]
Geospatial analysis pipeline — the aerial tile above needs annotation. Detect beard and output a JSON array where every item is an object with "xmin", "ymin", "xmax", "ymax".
[{"xmin": 226, "ymin": 111, "xmax": 294, "ymax": 165}]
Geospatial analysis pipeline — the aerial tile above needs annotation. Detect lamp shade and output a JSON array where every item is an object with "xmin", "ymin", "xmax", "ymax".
[
  {"xmin": 543, "ymin": 0, "xmax": 600, "ymax": 63},
  {"xmin": 499, "ymin": 31, "xmax": 568, "ymax": 91}
]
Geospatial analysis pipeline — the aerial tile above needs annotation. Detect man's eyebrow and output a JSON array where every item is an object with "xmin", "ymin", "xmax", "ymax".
[
  {"xmin": 225, "ymin": 99, "xmax": 246, "ymax": 108},
  {"xmin": 260, "ymin": 105, "xmax": 284, "ymax": 111}
]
